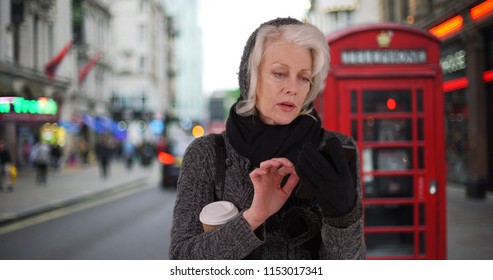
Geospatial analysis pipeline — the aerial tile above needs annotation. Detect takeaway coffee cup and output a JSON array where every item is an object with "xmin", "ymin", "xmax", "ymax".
[{"xmin": 199, "ymin": 201, "xmax": 239, "ymax": 232}]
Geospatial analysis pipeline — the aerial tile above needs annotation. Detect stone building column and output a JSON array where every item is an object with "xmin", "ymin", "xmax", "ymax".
[{"xmin": 462, "ymin": 18, "xmax": 489, "ymax": 199}]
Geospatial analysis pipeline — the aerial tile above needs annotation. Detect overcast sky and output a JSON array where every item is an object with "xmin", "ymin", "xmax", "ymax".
[{"xmin": 198, "ymin": 0, "xmax": 310, "ymax": 94}]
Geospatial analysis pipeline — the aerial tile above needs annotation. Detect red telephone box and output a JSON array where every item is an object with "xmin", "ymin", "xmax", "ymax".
[{"xmin": 320, "ymin": 23, "xmax": 446, "ymax": 259}]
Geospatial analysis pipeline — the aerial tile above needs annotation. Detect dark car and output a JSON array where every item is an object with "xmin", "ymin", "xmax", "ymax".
[{"xmin": 159, "ymin": 137, "xmax": 191, "ymax": 187}]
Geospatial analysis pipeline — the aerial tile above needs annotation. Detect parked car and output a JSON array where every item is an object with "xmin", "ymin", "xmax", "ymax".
[{"xmin": 159, "ymin": 137, "xmax": 192, "ymax": 188}]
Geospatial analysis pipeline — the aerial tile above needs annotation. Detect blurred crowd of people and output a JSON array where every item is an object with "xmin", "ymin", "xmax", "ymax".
[{"xmin": 1, "ymin": 135, "xmax": 168, "ymax": 191}]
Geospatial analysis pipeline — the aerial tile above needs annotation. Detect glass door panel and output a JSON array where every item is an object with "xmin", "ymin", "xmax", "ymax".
[
  {"xmin": 365, "ymin": 232, "xmax": 415, "ymax": 256},
  {"xmin": 363, "ymin": 119, "xmax": 413, "ymax": 142},
  {"xmin": 365, "ymin": 204, "xmax": 414, "ymax": 226},
  {"xmin": 362, "ymin": 90, "xmax": 412, "ymax": 113},
  {"xmin": 364, "ymin": 175, "xmax": 414, "ymax": 198},
  {"xmin": 362, "ymin": 147, "xmax": 413, "ymax": 171}
]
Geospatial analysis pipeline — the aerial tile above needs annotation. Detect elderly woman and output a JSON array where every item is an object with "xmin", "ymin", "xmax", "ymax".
[{"xmin": 169, "ymin": 17, "xmax": 366, "ymax": 259}]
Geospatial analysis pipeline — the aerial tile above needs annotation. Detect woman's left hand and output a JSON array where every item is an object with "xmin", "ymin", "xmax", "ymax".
[{"xmin": 243, "ymin": 158, "xmax": 299, "ymax": 230}]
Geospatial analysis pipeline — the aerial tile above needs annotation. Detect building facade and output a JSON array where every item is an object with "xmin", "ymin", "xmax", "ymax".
[
  {"xmin": 307, "ymin": 0, "xmax": 381, "ymax": 35},
  {"xmin": 0, "ymin": 0, "xmax": 72, "ymax": 167},
  {"xmin": 68, "ymin": 0, "xmax": 112, "ymax": 156},
  {"xmin": 161, "ymin": 0, "xmax": 204, "ymax": 122},
  {"xmin": 109, "ymin": 0, "xmax": 174, "ymax": 145}
]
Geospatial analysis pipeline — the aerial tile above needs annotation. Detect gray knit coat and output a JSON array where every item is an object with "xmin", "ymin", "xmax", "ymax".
[
  {"xmin": 169, "ymin": 17, "xmax": 365, "ymax": 260},
  {"xmin": 169, "ymin": 131, "xmax": 366, "ymax": 259}
]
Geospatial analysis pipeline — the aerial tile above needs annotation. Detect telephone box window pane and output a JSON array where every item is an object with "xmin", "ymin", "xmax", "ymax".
[
  {"xmin": 365, "ymin": 204, "xmax": 414, "ymax": 226},
  {"xmin": 420, "ymin": 232, "xmax": 426, "ymax": 255},
  {"xmin": 417, "ymin": 89, "xmax": 423, "ymax": 112},
  {"xmin": 352, "ymin": 120, "xmax": 358, "ymax": 140},
  {"xmin": 351, "ymin": 90, "xmax": 357, "ymax": 113},
  {"xmin": 418, "ymin": 118, "xmax": 424, "ymax": 140},
  {"xmin": 362, "ymin": 90, "xmax": 412, "ymax": 113},
  {"xmin": 419, "ymin": 204, "xmax": 425, "ymax": 226},
  {"xmin": 363, "ymin": 119, "xmax": 412, "ymax": 141},
  {"xmin": 365, "ymin": 232, "xmax": 414, "ymax": 256},
  {"xmin": 418, "ymin": 147, "xmax": 425, "ymax": 169},
  {"xmin": 363, "ymin": 175, "xmax": 414, "ymax": 198},
  {"xmin": 363, "ymin": 148, "xmax": 413, "ymax": 171}
]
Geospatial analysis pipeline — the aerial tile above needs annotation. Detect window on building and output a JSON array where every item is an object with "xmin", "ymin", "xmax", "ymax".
[
  {"xmin": 122, "ymin": 96, "xmax": 129, "ymax": 109},
  {"xmin": 138, "ymin": 25, "xmax": 146, "ymax": 43},
  {"xmin": 141, "ymin": 93, "xmax": 148, "ymax": 110},
  {"xmin": 72, "ymin": 0, "xmax": 84, "ymax": 44},
  {"xmin": 111, "ymin": 91, "xmax": 121, "ymax": 110},
  {"xmin": 48, "ymin": 24, "xmax": 54, "ymax": 59},
  {"xmin": 140, "ymin": 0, "xmax": 147, "ymax": 14},
  {"xmin": 11, "ymin": 0, "xmax": 24, "ymax": 62},
  {"xmin": 33, "ymin": 13, "xmax": 39, "ymax": 69},
  {"xmin": 139, "ymin": 56, "xmax": 146, "ymax": 72},
  {"xmin": 386, "ymin": 0, "xmax": 395, "ymax": 22}
]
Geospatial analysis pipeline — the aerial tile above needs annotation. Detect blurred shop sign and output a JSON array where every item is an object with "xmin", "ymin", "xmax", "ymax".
[{"xmin": 0, "ymin": 96, "xmax": 59, "ymax": 122}]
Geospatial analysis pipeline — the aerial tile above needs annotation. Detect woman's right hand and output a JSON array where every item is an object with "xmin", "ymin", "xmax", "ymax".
[{"xmin": 243, "ymin": 158, "xmax": 299, "ymax": 231}]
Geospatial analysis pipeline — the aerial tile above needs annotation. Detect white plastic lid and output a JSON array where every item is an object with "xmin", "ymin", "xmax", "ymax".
[{"xmin": 199, "ymin": 201, "xmax": 239, "ymax": 225}]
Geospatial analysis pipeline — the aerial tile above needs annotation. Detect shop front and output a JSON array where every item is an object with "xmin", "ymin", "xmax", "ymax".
[
  {"xmin": 0, "ymin": 59, "xmax": 69, "ymax": 167},
  {"xmin": 0, "ymin": 96, "xmax": 61, "ymax": 167},
  {"xmin": 426, "ymin": 0, "xmax": 493, "ymax": 197}
]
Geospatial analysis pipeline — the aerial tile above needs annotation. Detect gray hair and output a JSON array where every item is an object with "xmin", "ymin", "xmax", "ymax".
[{"xmin": 236, "ymin": 22, "xmax": 330, "ymax": 117}]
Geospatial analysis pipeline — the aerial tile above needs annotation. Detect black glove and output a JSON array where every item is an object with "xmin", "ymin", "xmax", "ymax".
[{"xmin": 296, "ymin": 138, "xmax": 357, "ymax": 217}]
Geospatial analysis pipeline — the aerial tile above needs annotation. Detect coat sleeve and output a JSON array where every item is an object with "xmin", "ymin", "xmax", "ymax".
[
  {"xmin": 168, "ymin": 136, "xmax": 263, "ymax": 260},
  {"xmin": 318, "ymin": 133, "xmax": 367, "ymax": 259}
]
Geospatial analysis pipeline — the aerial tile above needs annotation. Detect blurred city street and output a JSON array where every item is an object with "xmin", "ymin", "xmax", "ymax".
[
  {"xmin": 0, "ymin": 160, "xmax": 177, "ymax": 259},
  {"xmin": 0, "ymin": 160, "xmax": 157, "ymax": 224}
]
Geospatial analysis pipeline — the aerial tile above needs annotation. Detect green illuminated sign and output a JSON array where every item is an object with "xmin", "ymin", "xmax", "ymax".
[{"xmin": 0, "ymin": 97, "xmax": 58, "ymax": 115}]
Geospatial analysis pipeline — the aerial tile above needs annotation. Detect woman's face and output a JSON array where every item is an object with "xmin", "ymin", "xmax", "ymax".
[{"xmin": 256, "ymin": 41, "xmax": 312, "ymax": 125}]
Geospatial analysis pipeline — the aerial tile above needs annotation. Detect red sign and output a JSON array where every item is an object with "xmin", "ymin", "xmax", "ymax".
[{"xmin": 0, "ymin": 113, "xmax": 58, "ymax": 123}]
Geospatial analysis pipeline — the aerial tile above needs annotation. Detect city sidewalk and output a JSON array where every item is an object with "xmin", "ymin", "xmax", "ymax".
[
  {"xmin": 0, "ymin": 160, "xmax": 160, "ymax": 224},
  {"xmin": 447, "ymin": 182, "xmax": 493, "ymax": 259}
]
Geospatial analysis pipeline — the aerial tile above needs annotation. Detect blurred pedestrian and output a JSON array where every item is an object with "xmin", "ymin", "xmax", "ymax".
[
  {"xmin": 139, "ymin": 141, "xmax": 155, "ymax": 167},
  {"xmin": 21, "ymin": 139, "xmax": 31, "ymax": 169},
  {"xmin": 169, "ymin": 18, "xmax": 365, "ymax": 259},
  {"xmin": 30, "ymin": 138, "xmax": 51, "ymax": 186},
  {"xmin": 122, "ymin": 141, "xmax": 135, "ymax": 170},
  {"xmin": 50, "ymin": 143, "xmax": 63, "ymax": 173},
  {"xmin": 0, "ymin": 139, "xmax": 13, "ymax": 192},
  {"xmin": 79, "ymin": 139, "xmax": 89, "ymax": 167},
  {"xmin": 96, "ymin": 136, "xmax": 113, "ymax": 178}
]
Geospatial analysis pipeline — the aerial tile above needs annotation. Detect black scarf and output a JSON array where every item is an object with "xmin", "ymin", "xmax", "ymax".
[{"xmin": 225, "ymin": 104, "xmax": 324, "ymax": 168}]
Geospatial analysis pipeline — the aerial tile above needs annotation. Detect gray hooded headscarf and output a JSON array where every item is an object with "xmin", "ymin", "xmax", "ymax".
[{"xmin": 238, "ymin": 17, "xmax": 303, "ymax": 101}]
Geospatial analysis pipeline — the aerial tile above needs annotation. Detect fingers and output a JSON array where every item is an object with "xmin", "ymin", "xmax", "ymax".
[
  {"xmin": 250, "ymin": 158, "xmax": 297, "ymax": 185},
  {"xmin": 259, "ymin": 158, "xmax": 293, "ymax": 170},
  {"xmin": 259, "ymin": 158, "xmax": 296, "ymax": 176},
  {"xmin": 282, "ymin": 171, "xmax": 299, "ymax": 194}
]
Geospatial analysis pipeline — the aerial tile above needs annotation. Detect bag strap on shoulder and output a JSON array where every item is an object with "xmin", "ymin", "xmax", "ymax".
[{"xmin": 213, "ymin": 134, "xmax": 226, "ymax": 201}]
